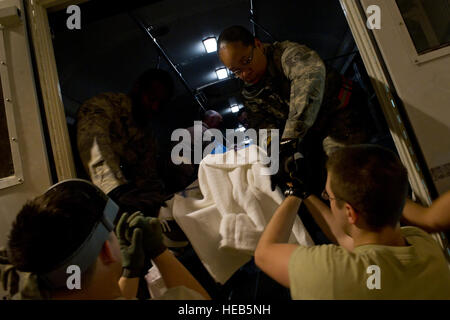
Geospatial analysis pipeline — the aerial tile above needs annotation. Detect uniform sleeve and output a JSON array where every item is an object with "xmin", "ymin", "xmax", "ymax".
[
  {"xmin": 0, "ymin": 247, "xmax": 45, "ymax": 300},
  {"xmin": 77, "ymin": 95, "xmax": 127, "ymax": 194},
  {"xmin": 280, "ymin": 42, "xmax": 326, "ymax": 141},
  {"xmin": 243, "ymin": 100, "xmax": 281, "ymax": 132}
]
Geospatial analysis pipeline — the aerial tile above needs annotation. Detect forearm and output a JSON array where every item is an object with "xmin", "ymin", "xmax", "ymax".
[
  {"xmin": 282, "ymin": 100, "xmax": 320, "ymax": 141},
  {"xmin": 429, "ymin": 191, "xmax": 450, "ymax": 231},
  {"xmin": 255, "ymin": 196, "xmax": 302, "ymax": 288},
  {"xmin": 402, "ymin": 199, "xmax": 428, "ymax": 227},
  {"xmin": 403, "ymin": 192, "xmax": 450, "ymax": 232},
  {"xmin": 153, "ymin": 249, "xmax": 211, "ymax": 300},
  {"xmin": 303, "ymin": 195, "xmax": 338, "ymax": 243},
  {"xmin": 257, "ymin": 196, "xmax": 301, "ymax": 249},
  {"xmin": 281, "ymin": 45, "xmax": 325, "ymax": 141},
  {"xmin": 118, "ymin": 277, "xmax": 139, "ymax": 299}
]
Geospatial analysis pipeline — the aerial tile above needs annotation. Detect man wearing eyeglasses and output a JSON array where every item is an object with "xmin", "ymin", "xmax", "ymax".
[
  {"xmin": 218, "ymin": 26, "xmax": 374, "ymax": 193},
  {"xmin": 254, "ymin": 144, "xmax": 450, "ymax": 299}
]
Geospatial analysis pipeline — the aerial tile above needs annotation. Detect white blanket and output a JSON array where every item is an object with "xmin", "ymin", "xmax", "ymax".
[{"xmin": 163, "ymin": 145, "xmax": 314, "ymax": 284}]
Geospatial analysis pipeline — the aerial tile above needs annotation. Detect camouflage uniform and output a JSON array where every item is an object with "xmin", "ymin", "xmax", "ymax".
[
  {"xmin": 242, "ymin": 41, "xmax": 372, "ymax": 150},
  {"xmin": 243, "ymin": 41, "xmax": 376, "ymax": 198},
  {"xmin": 77, "ymin": 93, "xmax": 161, "ymax": 195},
  {"xmin": 242, "ymin": 41, "xmax": 326, "ymax": 141},
  {"xmin": 0, "ymin": 248, "xmax": 47, "ymax": 300}
]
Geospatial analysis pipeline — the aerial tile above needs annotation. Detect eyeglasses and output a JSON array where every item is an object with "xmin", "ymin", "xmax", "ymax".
[
  {"xmin": 231, "ymin": 46, "xmax": 255, "ymax": 77},
  {"xmin": 321, "ymin": 189, "xmax": 341, "ymax": 202},
  {"xmin": 322, "ymin": 189, "xmax": 360, "ymax": 212},
  {"xmin": 242, "ymin": 46, "xmax": 255, "ymax": 65}
]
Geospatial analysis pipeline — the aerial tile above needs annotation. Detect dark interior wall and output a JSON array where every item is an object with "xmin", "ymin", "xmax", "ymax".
[
  {"xmin": 51, "ymin": 7, "xmax": 164, "ymax": 119},
  {"xmin": 50, "ymin": 0, "xmax": 353, "ymax": 128},
  {"xmin": 252, "ymin": 0, "xmax": 349, "ymax": 59}
]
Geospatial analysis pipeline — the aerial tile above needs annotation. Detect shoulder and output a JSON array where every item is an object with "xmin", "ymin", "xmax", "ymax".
[
  {"xmin": 289, "ymin": 244, "xmax": 354, "ymax": 273},
  {"xmin": 288, "ymin": 244, "xmax": 357, "ymax": 299},
  {"xmin": 83, "ymin": 92, "xmax": 124, "ymax": 105},
  {"xmin": 401, "ymin": 226, "xmax": 440, "ymax": 247},
  {"xmin": 277, "ymin": 40, "xmax": 305, "ymax": 52},
  {"xmin": 276, "ymin": 41, "xmax": 324, "ymax": 77},
  {"xmin": 78, "ymin": 92, "xmax": 131, "ymax": 118},
  {"xmin": 290, "ymin": 243, "xmax": 353, "ymax": 258},
  {"xmin": 278, "ymin": 41, "xmax": 318, "ymax": 61},
  {"xmin": 401, "ymin": 225, "xmax": 433, "ymax": 239}
]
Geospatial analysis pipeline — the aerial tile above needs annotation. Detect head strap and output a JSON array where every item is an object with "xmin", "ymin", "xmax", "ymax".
[{"xmin": 39, "ymin": 179, "xmax": 120, "ymax": 289}]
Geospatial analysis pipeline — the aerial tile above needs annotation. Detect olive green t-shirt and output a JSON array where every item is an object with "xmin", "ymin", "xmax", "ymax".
[{"xmin": 288, "ymin": 226, "xmax": 450, "ymax": 299}]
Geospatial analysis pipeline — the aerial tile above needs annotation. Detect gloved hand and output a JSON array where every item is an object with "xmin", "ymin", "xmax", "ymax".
[
  {"xmin": 108, "ymin": 181, "xmax": 168, "ymax": 217},
  {"xmin": 284, "ymin": 152, "xmax": 311, "ymax": 200},
  {"xmin": 270, "ymin": 139, "xmax": 299, "ymax": 192},
  {"xmin": 116, "ymin": 212, "xmax": 145, "ymax": 278},
  {"xmin": 126, "ymin": 212, "xmax": 167, "ymax": 260}
]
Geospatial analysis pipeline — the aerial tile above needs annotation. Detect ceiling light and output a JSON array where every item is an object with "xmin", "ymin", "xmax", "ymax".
[
  {"xmin": 235, "ymin": 126, "xmax": 245, "ymax": 132},
  {"xmin": 216, "ymin": 68, "xmax": 228, "ymax": 80},
  {"xmin": 203, "ymin": 37, "xmax": 217, "ymax": 53},
  {"xmin": 231, "ymin": 105, "xmax": 240, "ymax": 113}
]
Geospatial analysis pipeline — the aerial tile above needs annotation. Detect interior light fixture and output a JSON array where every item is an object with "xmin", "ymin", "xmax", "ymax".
[
  {"xmin": 216, "ymin": 67, "xmax": 228, "ymax": 80},
  {"xmin": 231, "ymin": 105, "xmax": 240, "ymax": 113},
  {"xmin": 203, "ymin": 37, "xmax": 217, "ymax": 53},
  {"xmin": 235, "ymin": 126, "xmax": 246, "ymax": 132}
]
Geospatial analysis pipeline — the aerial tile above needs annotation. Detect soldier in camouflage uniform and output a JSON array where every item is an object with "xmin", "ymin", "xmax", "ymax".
[
  {"xmin": 77, "ymin": 69, "xmax": 189, "ymax": 217},
  {"xmin": 218, "ymin": 26, "xmax": 374, "ymax": 192}
]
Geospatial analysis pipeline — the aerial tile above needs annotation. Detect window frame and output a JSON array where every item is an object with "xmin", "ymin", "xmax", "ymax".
[
  {"xmin": 391, "ymin": 0, "xmax": 450, "ymax": 65},
  {"xmin": 0, "ymin": 26, "xmax": 24, "ymax": 190},
  {"xmin": 340, "ymin": 0, "xmax": 448, "ymax": 256}
]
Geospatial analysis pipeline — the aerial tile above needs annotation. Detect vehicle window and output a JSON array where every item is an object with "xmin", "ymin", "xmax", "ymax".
[
  {"xmin": 396, "ymin": 0, "xmax": 450, "ymax": 54},
  {"xmin": 0, "ymin": 78, "xmax": 14, "ymax": 179}
]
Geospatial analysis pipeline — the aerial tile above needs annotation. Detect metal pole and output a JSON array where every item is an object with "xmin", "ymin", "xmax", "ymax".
[
  {"xmin": 249, "ymin": 18, "xmax": 277, "ymax": 41},
  {"xmin": 249, "ymin": 0, "xmax": 256, "ymax": 37},
  {"xmin": 248, "ymin": 0, "xmax": 277, "ymax": 42},
  {"xmin": 129, "ymin": 13, "xmax": 207, "ymax": 112}
]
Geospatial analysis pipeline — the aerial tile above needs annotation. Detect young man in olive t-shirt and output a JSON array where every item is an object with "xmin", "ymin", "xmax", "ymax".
[{"xmin": 255, "ymin": 144, "xmax": 450, "ymax": 299}]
